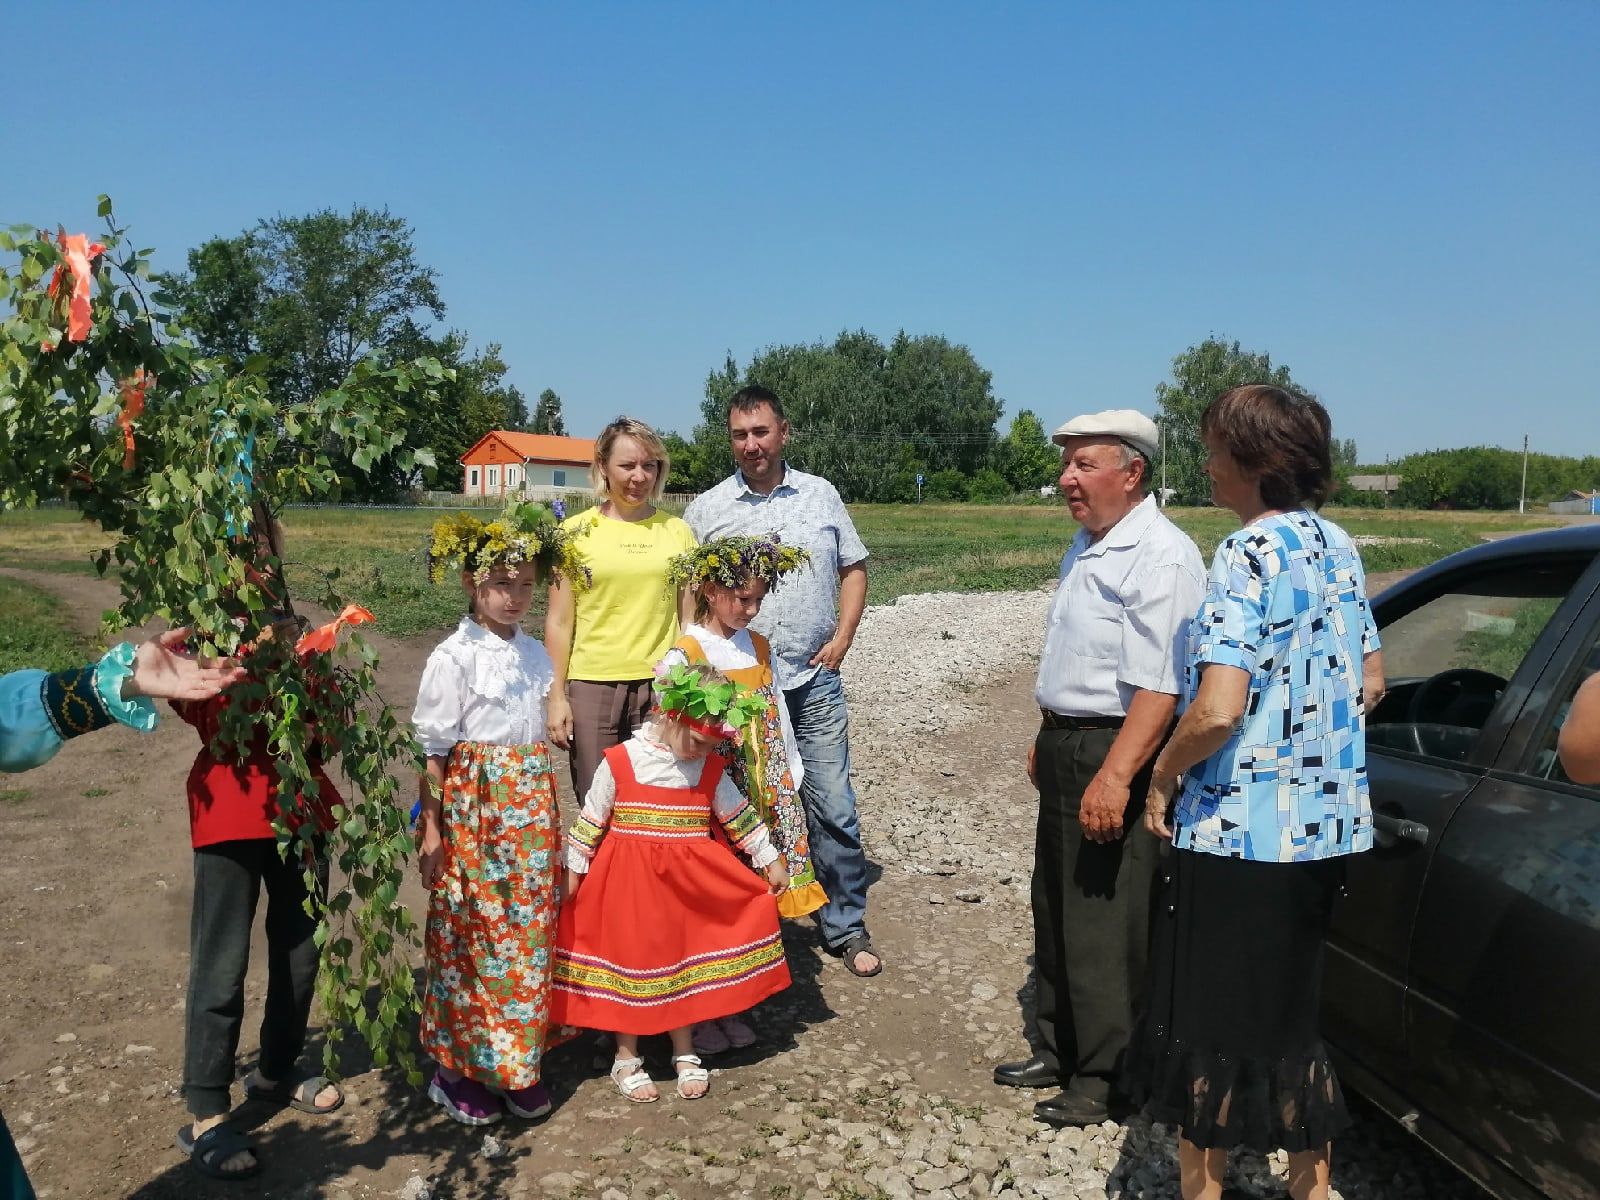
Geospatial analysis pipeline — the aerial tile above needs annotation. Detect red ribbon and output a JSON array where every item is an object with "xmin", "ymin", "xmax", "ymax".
[
  {"xmin": 295, "ymin": 604, "xmax": 376, "ymax": 655},
  {"xmin": 45, "ymin": 230, "xmax": 106, "ymax": 346},
  {"xmin": 118, "ymin": 369, "xmax": 150, "ymax": 470},
  {"xmin": 674, "ymin": 712, "xmax": 738, "ymax": 741}
]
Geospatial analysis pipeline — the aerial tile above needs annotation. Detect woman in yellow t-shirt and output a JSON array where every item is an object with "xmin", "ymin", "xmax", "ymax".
[{"xmin": 546, "ymin": 417, "xmax": 697, "ymax": 795}]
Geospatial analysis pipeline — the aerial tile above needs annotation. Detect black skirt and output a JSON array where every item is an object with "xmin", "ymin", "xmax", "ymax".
[{"xmin": 1123, "ymin": 846, "xmax": 1351, "ymax": 1153}]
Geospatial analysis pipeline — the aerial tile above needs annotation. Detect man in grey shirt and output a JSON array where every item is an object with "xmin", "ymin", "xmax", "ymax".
[{"xmin": 684, "ymin": 386, "xmax": 882, "ymax": 977}]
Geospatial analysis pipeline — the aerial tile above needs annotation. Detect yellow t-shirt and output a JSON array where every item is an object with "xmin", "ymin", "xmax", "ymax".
[{"xmin": 564, "ymin": 507, "xmax": 698, "ymax": 681}]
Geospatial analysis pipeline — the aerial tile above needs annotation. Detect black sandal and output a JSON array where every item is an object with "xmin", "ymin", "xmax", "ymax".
[
  {"xmin": 178, "ymin": 1121, "xmax": 262, "ymax": 1181},
  {"xmin": 836, "ymin": 933, "xmax": 884, "ymax": 977},
  {"xmin": 245, "ymin": 1072, "xmax": 345, "ymax": 1115}
]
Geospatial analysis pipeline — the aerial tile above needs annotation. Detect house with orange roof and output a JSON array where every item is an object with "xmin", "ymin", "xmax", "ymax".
[{"xmin": 460, "ymin": 431, "xmax": 596, "ymax": 498}]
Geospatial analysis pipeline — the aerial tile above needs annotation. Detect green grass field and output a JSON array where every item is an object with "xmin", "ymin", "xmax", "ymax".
[
  {"xmin": 0, "ymin": 503, "xmax": 1563, "ymax": 640},
  {"xmin": 0, "ymin": 575, "xmax": 98, "ymax": 674}
]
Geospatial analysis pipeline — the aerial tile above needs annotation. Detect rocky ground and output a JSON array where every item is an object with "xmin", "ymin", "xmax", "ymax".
[{"xmin": 1, "ymin": 571, "xmax": 1483, "ymax": 1198}]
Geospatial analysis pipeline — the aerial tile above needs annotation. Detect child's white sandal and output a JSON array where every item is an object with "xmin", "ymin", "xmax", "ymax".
[
  {"xmin": 671, "ymin": 1053, "xmax": 710, "ymax": 1100},
  {"xmin": 609, "ymin": 1055, "xmax": 657, "ymax": 1104}
]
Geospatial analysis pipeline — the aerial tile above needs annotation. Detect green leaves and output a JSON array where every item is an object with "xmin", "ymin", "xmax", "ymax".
[{"xmin": 0, "ymin": 201, "xmax": 437, "ymax": 1085}]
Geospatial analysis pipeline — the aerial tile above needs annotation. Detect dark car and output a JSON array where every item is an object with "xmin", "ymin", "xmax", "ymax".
[{"xmin": 1324, "ymin": 523, "xmax": 1600, "ymax": 1200}]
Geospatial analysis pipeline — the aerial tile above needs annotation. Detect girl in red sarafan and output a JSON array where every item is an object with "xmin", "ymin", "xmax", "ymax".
[
  {"xmin": 551, "ymin": 661, "xmax": 791, "ymax": 1104},
  {"xmin": 173, "ymin": 612, "xmax": 344, "ymax": 1184}
]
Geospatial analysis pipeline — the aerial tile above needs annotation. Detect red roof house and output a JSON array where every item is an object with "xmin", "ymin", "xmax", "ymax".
[{"xmin": 460, "ymin": 431, "xmax": 596, "ymax": 498}]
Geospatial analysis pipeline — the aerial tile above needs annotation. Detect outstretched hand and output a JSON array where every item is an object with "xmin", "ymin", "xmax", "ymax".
[{"xmin": 124, "ymin": 628, "xmax": 246, "ymax": 701}]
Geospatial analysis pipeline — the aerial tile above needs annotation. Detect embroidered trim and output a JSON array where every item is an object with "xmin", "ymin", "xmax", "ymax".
[
  {"xmin": 552, "ymin": 934, "xmax": 786, "ymax": 1005},
  {"xmin": 40, "ymin": 664, "xmax": 113, "ymax": 741},
  {"xmin": 611, "ymin": 803, "xmax": 712, "ymax": 838},
  {"xmin": 720, "ymin": 801, "xmax": 763, "ymax": 849},
  {"xmin": 568, "ymin": 816, "xmax": 606, "ymax": 855}
]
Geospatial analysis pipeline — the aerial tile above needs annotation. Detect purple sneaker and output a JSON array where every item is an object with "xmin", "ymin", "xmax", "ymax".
[
  {"xmin": 504, "ymin": 1081, "xmax": 552, "ymax": 1119},
  {"xmin": 427, "ymin": 1071, "xmax": 503, "ymax": 1126}
]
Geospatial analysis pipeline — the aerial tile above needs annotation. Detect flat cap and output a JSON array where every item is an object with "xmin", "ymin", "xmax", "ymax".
[{"xmin": 1051, "ymin": 408, "xmax": 1160, "ymax": 461}]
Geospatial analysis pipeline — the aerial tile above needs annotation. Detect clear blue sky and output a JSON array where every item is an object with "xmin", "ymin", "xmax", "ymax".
[{"xmin": 6, "ymin": 1, "xmax": 1597, "ymax": 463}]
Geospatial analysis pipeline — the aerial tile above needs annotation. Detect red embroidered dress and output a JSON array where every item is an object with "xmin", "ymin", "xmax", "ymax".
[{"xmin": 551, "ymin": 736, "xmax": 791, "ymax": 1033}]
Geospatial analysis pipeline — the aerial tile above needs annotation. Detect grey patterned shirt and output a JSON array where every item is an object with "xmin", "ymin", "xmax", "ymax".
[{"xmin": 684, "ymin": 465, "xmax": 869, "ymax": 689}]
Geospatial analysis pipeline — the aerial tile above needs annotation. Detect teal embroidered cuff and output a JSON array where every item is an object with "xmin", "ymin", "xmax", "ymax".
[
  {"xmin": 91, "ymin": 643, "xmax": 158, "ymax": 733},
  {"xmin": 40, "ymin": 664, "xmax": 114, "ymax": 741}
]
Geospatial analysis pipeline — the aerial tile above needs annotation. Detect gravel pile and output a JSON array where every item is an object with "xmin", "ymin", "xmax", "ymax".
[{"xmin": 842, "ymin": 587, "xmax": 1052, "ymax": 891}]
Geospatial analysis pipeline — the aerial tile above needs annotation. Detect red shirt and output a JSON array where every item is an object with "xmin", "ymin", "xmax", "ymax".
[{"xmin": 173, "ymin": 692, "xmax": 340, "ymax": 850}]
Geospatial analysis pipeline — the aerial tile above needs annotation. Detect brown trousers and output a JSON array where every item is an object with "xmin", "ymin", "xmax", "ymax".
[{"xmin": 567, "ymin": 678, "xmax": 656, "ymax": 798}]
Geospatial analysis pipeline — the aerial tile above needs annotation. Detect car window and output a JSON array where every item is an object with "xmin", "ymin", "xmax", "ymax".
[
  {"xmin": 1528, "ymin": 632, "xmax": 1600, "ymax": 788},
  {"xmin": 1370, "ymin": 560, "xmax": 1583, "ymax": 764}
]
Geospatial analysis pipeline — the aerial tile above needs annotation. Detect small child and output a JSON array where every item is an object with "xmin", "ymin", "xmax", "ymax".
[
  {"xmin": 174, "ymin": 611, "xmax": 343, "ymax": 1182},
  {"xmin": 661, "ymin": 534, "xmax": 824, "ymax": 1056},
  {"xmin": 550, "ymin": 662, "xmax": 792, "ymax": 1103},
  {"xmin": 413, "ymin": 502, "xmax": 589, "ymax": 1126}
]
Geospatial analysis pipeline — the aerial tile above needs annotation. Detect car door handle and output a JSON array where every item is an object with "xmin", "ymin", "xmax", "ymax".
[{"xmin": 1372, "ymin": 813, "xmax": 1430, "ymax": 846}]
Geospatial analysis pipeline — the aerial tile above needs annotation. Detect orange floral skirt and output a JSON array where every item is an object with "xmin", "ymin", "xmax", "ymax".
[{"xmin": 421, "ymin": 741, "xmax": 561, "ymax": 1090}]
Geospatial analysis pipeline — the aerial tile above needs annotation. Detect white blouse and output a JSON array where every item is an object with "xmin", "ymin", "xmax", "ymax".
[
  {"xmin": 659, "ymin": 623, "xmax": 804, "ymax": 790},
  {"xmin": 565, "ymin": 725, "xmax": 779, "ymax": 874},
  {"xmin": 414, "ymin": 617, "xmax": 555, "ymax": 756}
]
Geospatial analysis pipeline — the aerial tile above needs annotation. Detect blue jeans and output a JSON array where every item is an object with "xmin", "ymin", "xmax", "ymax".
[{"xmin": 783, "ymin": 667, "xmax": 870, "ymax": 951}]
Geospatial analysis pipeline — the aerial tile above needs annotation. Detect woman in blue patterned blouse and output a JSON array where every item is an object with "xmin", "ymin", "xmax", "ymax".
[{"xmin": 1125, "ymin": 385, "xmax": 1387, "ymax": 1200}]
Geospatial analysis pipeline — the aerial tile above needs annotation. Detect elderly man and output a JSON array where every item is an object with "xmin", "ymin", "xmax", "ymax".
[
  {"xmin": 684, "ymin": 385, "xmax": 882, "ymax": 977},
  {"xmin": 995, "ymin": 408, "xmax": 1205, "ymax": 1127}
]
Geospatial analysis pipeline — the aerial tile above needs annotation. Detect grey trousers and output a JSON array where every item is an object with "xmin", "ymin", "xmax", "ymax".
[
  {"xmin": 1030, "ymin": 724, "xmax": 1158, "ymax": 1102},
  {"xmin": 183, "ymin": 840, "xmax": 328, "ymax": 1119}
]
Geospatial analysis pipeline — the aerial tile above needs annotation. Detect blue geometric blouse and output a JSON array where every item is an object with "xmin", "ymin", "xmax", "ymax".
[{"xmin": 1172, "ymin": 511, "xmax": 1380, "ymax": 862}]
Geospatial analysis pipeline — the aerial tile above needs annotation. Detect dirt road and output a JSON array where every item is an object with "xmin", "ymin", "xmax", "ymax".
[{"xmin": 0, "ymin": 569, "xmax": 1473, "ymax": 1200}]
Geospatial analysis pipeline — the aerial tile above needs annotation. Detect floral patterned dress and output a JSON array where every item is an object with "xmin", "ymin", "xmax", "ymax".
[
  {"xmin": 666, "ymin": 627, "xmax": 826, "ymax": 919},
  {"xmin": 414, "ymin": 618, "xmax": 563, "ymax": 1090}
]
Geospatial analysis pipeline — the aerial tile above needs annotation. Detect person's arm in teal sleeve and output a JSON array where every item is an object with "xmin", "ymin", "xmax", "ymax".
[{"xmin": 0, "ymin": 645, "xmax": 160, "ymax": 773}]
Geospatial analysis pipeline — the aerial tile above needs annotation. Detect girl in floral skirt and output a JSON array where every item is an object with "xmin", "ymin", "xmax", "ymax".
[
  {"xmin": 660, "ymin": 534, "xmax": 824, "ymax": 1056},
  {"xmin": 413, "ymin": 502, "xmax": 589, "ymax": 1126}
]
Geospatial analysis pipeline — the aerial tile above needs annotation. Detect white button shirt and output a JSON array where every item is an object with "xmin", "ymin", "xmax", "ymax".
[{"xmin": 1034, "ymin": 495, "xmax": 1206, "ymax": 718}]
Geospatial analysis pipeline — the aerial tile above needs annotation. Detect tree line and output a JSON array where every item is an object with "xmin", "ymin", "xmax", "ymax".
[{"xmin": 159, "ymin": 206, "xmax": 1595, "ymax": 508}]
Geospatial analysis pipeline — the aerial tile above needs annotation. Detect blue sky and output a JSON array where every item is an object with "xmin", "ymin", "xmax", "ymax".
[{"xmin": 6, "ymin": 1, "xmax": 1597, "ymax": 462}]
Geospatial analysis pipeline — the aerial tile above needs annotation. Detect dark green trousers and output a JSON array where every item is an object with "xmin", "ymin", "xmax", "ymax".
[
  {"xmin": 1, "ymin": 1110, "xmax": 35, "ymax": 1200},
  {"xmin": 1030, "ymin": 724, "xmax": 1158, "ymax": 1102}
]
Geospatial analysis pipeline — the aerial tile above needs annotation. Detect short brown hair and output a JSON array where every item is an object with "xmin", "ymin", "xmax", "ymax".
[
  {"xmin": 1201, "ymin": 385, "xmax": 1334, "ymax": 509},
  {"xmin": 592, "ymin": 416, "xmax": 670, "ymax": 503},
  {"xmin": 728, "ymin": 385, "xmax": 785, "ymax": 424}
]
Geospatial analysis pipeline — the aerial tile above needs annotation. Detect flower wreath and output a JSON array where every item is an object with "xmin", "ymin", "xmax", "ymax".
[
  {"xmin": 667, "ymin": 533, "xmax": 810, "ymax": 593},
  {"xmin": 428, "ymin": 500, "xmax": 592, "ymax": 588},
  {"xmin": 652, "ymin": 661, "xmax": 768, "ymax": 739}
]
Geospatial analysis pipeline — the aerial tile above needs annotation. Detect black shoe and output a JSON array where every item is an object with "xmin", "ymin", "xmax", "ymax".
[
  {"xmin": 1033, "ymin": 1089, "xmax": 1112, "ymax": 1128},
  {"xmin": 993, "ymin": 1055, "xmax": 1060, "ymax": 1089}
]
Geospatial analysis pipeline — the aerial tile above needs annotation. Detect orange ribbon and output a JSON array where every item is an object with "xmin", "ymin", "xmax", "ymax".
[
  {"xmin": 118, "ymin": 369, "xmax": 150, "ymax": 470},
  {"xmin": 295, "ymin": 604, "xmax": 377, "ymax": 655},
  {"xmin": 45, "ymin": 230, "xmax": 106, "ymax": 345}
]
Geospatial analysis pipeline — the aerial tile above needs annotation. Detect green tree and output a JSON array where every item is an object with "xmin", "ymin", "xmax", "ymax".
[
  {"xmin": 410, "ymin": 337, "xmax": 527, "ymax": 491},
  {"xmin": 2, "ymin": 202, "xmax": 437, "ymax": 1080},
  {"xmin": 1000, "ymin": 408, "xmax": 1059, "ymax": 491},
  {"xmin": 1153, "ymin": 337, "xmax": 1315, "ymax": 504},
  {"xmin": 698, "ymin": 330, "xmax": 1002, "ymax": 501},
  {"xmin": 532, "ymin": 388, "xmax": 567, "ymax": 436},
  {"xmin": 967, "ymin": 467, "xmax": 1012, "ymax": 501},
  {"xmin": 164, "ymin": 206, "xmax": 460, "ymax": 498},
  {"xmin": 923, "ymin": 468, "xmax": 969, "ymax": 501}
]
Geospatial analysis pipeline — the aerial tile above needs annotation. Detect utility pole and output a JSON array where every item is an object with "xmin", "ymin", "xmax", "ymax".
[
  {"xmin": 1159, "ymin": 419, "xmax": 1168, "ymax": 506},
  {"xmin": 1519, "ymin": 434, "xmax": 1529, "ymax": 515}
]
